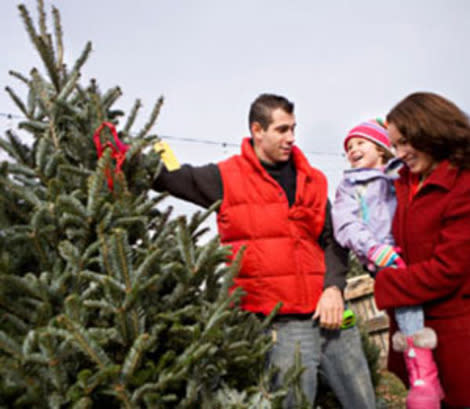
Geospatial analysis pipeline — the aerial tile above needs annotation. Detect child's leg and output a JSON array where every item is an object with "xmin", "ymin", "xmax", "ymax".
[
  {"xmin": 393, "ymin": 306, "xmax": 444, "ymax": 408},
  {"xmin": 395, "ymin": 305, "xmax": 424, "ymax": 335}
]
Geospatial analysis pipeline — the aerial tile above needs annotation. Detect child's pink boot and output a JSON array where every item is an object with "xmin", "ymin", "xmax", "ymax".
[{"xmin": 392, "ymin": 328, "xmax": 444, "ymax": 409}]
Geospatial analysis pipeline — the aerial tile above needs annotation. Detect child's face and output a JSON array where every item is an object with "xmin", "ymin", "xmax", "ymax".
[{"xmin": 346, "ymin": 137, "xmax": 384, "ymax": 169}]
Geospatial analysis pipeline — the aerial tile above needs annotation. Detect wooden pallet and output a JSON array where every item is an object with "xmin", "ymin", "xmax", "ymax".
[{"xmin": 345, "ymin": 274, "xmax": 389, "ymax": 367}]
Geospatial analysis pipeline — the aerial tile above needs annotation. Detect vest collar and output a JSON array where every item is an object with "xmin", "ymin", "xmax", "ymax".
[{"xmin": 241, "ymin": 137, "xmax": 313, "ymax": 180}]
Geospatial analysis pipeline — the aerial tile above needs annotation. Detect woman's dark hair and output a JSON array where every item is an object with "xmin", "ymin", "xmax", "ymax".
[
  {"xmin": 248, "ymin": 94, "xmax": 294, "ymax": 130},
  {"xmin": 386, "ymin": 92, "xmax": 470, "ymax": 169}
]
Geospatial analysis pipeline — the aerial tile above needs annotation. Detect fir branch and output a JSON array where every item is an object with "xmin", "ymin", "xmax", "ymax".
[
  {"xmin": 57, "ymin": 195, "xmax": 88, "ymax": 220},
  {"xmin": 0, "ymin": 136, "xmax": 25, "ymax": 163},
  {"xmin": 202, "ymin": 288, "xmax": 243, "ymax": 339},
  {"xmin": 18, "ymin": 119, "xmax": 49, "ymax": 133},
  {"xmin": 69, "ymin": 365, "xmax": 121, "ymax": 401},
  {"xmin": 59, "ymin": 214, "xmax": 88, "ymax": 233},
  {"xmin": 123, "ymin": 99, "xmax": 142, "ymax": 134},
  {"xmin": 121, "ymin": 333, "xmax": 154, "ymax": 383},
  {"xmin": 0, "ymin": 331, "xmax": 22, "ymax": 359},
  {"xmin": 44, "ymin": 150, "xmax": 65, "ymax": 178},
  {"xmin": 86, "ymin": 150, "xmax": 111, "ymax": 219},
  {"xmin": 121, "ymin": 284, "xmax": 142, "ymax": 312},
  {"xmin": 11, "ymin": 173, "xmax": 39, "ymax": 188},
  {"xmin": 114, "ymin": 216, "xmax": 148, "ymax": 230},
  {"xmin": 109, "ymin": 230, "xmax": 133, "ymax": 289},
  {"xmin": 176, "ymin": 217, "xmax": 195, "ymax": 275},
  {"xmin": 188, "ymin": 199, "xmax": 220, "ymax": 235},
  {"xmin": 36, "ymin": 33, "xmax": 60, "ymax": 91},
  {"xmin": 5, "ymin": 86, "xmax": 28, "ymax": 116},
  {"xmin": 52, "ymin": 7, "xmax": 64, "ymax": 72},
  {"xmin": 31, "ymin": 205, "xmax": 54, "ymax": 233},
  {"xmin": 58, "ymin": 241, "xmax": 81, "ymax": 272},
  {"xmin": 6, "ymin": 129, "xmax": 33, "ymax": 166},
  {"xmin": 27, "ymin": 86, "xmax": 38, "ymax": 117},
  {"xmin": 79, "ymin": 270, "xmax": 126, "ymax": 294},
  {"xmin": 136, "ymin": 193, "xmax": 167, "ymax": 215},
  {"xmin": 0, "ymin": 225, "xmax": 33, "ymax": 243},
  {"xmin": 57, "ymin": 164, "xmax": 92, "ymax": 180},
  {"xmin": 122, "ymin": 138, "xmax": 149, "ymax": 163},
  {"xmin": 37, "ymin": 0, "xmax": 47, "ymax": 41},
  {"xmin": 70, "ymin": 42, "xmax": 92, "ymax": 83},
  {"xmin": 56, "ymin": 314, "xmax": 111, "ymax": 368},
  {"xmin": 64, "ymin": 227, "xmax": 88, "ymax": 245},
  {"xmin": 219, "ymin": 245, "xmax": 245, "ymax": 298},
  {"xmin": 82, "ymin": 300, "xmax": 116, "ymax": 315},
  {"xmin": 39, "ymin": 332, "xmax": 68, "ymax": 394},
  {"xmin": 112, "ymin": 384, "xmax": 133, "ymax": 409},
  {"xmin": 9, "ymin": 69, "xmax": 30, "ymax": 85},
  {"xmin": 109, "ymin": 230, "xmax": 140, "ymax": 342},
  {"xmin": 97, "ymin": 227, "xmax": 113, "ymax": 278},
  {"xmin": 32, "ymin": 232, "xmax": 52, "ymax": 269},
  {"xmin": 135, "ymin": 269, "xmax": 171, "ymax": 297},
  {"xmin": 22, "ymin": 328, "xmax": 38, "ymax": 355},
  {"xmin": 70, "ymin": 397, "xmax": 93, "ymax": 409},
  {"xmin": 64, "ymin": 294, "xmax": 82, "ymax": 322},
  {"xmin": 86, "ymin": 328, "xmax": 121, "ymax": 343},
  {"xmin": 101, "ymin": 86, "xmax": 122, "ymax": 112},
  {"xmin": 1, "ymin": 177, "xmax": 42, "ymax": 207},
  {"xmin": 82, "ymin": 241, "xmax": 101, "ymax": 262},
  {"xmin": 2, "ymin": 312, "xmax": 29, "ymax": 334},
  {"xmin": 18, "ymin": 4, "xmax": 41, "ymax": 59},
  {"xmin": 30, "ymin": 68, "xmax": 53, "ymax": 115},
  {"xmin": 35, "ymin": 135, "xmax": 51, "ymax": 176},
  {"xmin": 134, "ymin": 248, "xmax": 163, "ymax": 282},
  {"xmin": 136, "ymin": 96, "xmax": 164, "ymax": 139},
  {"xmin": 194, "ymin": 235, "xmax": 222, "ymax": 273},
  {"xmin": 56, "ymin": 70, "xmax": 80, "ymax": 104}
]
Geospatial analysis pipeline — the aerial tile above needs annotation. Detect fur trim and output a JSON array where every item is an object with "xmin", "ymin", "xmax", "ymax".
[
  {"xmin": 392, "ymin": 328, "xmax": 438, "ymax": 351},
  {"xmin": 392, "ymin": 331, "xmax": 408, "ymax": 352},
  {"xmin": 412, "ymin": 327, "xmax": 438, "ymax": 349}
]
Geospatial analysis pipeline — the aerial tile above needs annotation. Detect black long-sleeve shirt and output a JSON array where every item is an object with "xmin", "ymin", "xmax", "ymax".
[{"xmin": 153, "ymin": 160, "xmax": 348, "ymax": 291}]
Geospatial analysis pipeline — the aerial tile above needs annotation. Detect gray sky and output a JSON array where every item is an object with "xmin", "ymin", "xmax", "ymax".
[{"xmin": 2, "ymin": 0, "xmax": 470, "ymax": 231}]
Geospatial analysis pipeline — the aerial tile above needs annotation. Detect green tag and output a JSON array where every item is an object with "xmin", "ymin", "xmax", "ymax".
[{"xmin": 341, "ymin": 309, "xmax": 356, "ymax": 329}]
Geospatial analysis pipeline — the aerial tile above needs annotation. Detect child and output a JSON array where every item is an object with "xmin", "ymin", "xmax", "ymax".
[{"xmin": 331, "ymin": 119, "xmax": 443, "ymax": 409}]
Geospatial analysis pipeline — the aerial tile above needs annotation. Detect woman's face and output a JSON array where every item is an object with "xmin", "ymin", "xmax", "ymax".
[{"xmin": 388, "ymin": 123, "xmax": 437, "ymax": 177}]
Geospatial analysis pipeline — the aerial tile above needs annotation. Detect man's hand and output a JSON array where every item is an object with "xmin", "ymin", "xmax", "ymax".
[{"xmin": 312, "ymin": 286, "xmax": 344, "ymax": 330}]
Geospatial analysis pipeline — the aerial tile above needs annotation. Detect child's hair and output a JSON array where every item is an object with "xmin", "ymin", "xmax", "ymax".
[{"xmin": 344, "ymin": 118, "xmax": 394, "ymax": 163}]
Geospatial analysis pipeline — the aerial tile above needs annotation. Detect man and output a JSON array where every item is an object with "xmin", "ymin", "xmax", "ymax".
[{"xmin": 153, "ymin": 94, "xmax": 375, "ymax": 408}]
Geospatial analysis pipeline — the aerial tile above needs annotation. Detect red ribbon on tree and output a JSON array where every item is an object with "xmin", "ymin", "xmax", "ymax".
[{"xmin": 93, "ymin": 122, "xmax": 129, "ymax": 191}]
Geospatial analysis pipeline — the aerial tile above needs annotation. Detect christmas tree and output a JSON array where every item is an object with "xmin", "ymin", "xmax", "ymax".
[{"xmin": 0, "ymin": 2, "xmax": 304, "ymax": 408}]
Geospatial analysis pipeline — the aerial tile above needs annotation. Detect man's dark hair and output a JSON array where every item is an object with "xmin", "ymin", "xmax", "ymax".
[{"xmin": 248, "ymin": 94, "xmax": 294, "ymax": 130}]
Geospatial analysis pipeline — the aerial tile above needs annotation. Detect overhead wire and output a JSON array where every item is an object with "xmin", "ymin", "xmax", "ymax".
[{"xmin": 0, "ymin": 110, "xmax": 343, "ymax": 158}]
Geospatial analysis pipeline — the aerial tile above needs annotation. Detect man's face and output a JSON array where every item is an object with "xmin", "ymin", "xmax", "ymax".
[{"xmin": 252, "ymin": 108, "xmax": 296, "ymax": 164}]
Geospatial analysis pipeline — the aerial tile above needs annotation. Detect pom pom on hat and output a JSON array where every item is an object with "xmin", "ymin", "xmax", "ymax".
[{"xmin": 344, "ymin": 118, "xmax": 392, "ymax": 155}]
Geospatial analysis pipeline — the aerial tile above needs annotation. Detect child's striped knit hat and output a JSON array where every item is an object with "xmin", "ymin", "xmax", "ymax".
[{"xmin": 344, "ymin": 118, "xmax": 392, "ymax": 155}]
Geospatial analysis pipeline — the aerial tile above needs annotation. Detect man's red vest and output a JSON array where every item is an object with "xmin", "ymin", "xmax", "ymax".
[{"xmin": 217, "ymin": 138, "xmax": 328, "ymax": 315}]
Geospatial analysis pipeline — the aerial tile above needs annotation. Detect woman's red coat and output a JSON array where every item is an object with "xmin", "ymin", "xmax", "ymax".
[{"xmin": 374, "ymin": 161, "xmax": 470, "ymax": 407}]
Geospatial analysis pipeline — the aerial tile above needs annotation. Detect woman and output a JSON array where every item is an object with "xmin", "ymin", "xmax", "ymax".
[{"xmin": 374, "ymin": 92, "xmax": 470, "ymax": 409}]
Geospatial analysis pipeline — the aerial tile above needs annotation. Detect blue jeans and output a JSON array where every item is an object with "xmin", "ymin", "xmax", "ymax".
[{"xmin": 266, "ymin": 318, "xmax": 376, "ymax": 409}]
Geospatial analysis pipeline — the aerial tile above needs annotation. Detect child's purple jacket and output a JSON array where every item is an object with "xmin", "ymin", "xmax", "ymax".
[{"xmin": 331, "ymin": 160, "xmax": 402, "ymax": 265}]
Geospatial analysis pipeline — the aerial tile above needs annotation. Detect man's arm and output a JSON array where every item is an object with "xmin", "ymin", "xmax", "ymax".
[
  {"xmin": 153, "ymin": 163, "xmax": 223, "ymax": 208},
  {"xmin": 314, "ymin": 200, "xmax": 350, "ymax": 329},
  {"xmin": 320, "ymin": 200, "xmax": 349, "ymax": 291}
]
